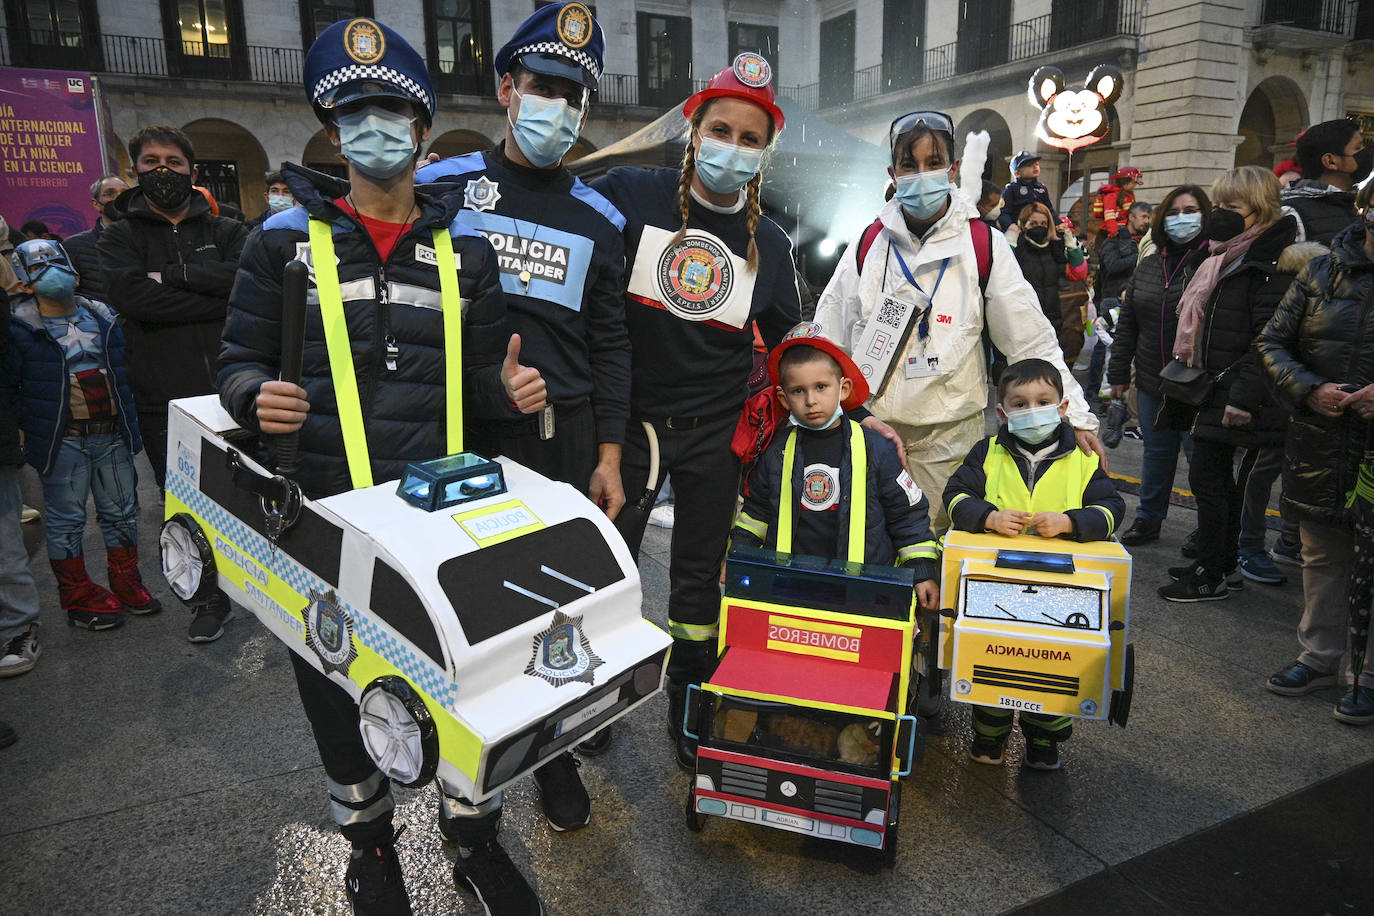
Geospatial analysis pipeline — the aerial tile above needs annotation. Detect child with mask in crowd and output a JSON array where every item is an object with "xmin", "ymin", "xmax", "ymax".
[
  {"xmin": 943, "ymin": 357, "xmax": 1124, "ymax": 770},
  {"xmin": 732, "ymin": 324, "xmax": 941, "ymax": 620},
  {"xmin": 5, "ymin": 240, "xmax": 153, "ymax": 632}
]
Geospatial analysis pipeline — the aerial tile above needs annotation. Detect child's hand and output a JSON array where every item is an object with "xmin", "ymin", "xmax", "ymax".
[
  {"xmin": 1030, "ymin": 512, "xmax": 1073, "ymax": 538},
  {"xmin": 915, "ymin": 580, "xmax": 939, "ymax": 612},
  {"xmin": 986, "ymin": 510, "xmax": 1032, "ymax": 536}
]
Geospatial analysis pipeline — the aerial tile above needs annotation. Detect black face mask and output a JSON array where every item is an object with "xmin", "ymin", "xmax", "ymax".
[
  {"xmin": 138, "ymin": 166, "xmax": 194, "ymax": 211},
  {"xmin": 101, "ymin": 201, "xmax": 119, "ymax": 223},
  {"xmin": 1352, "ymin": 145, "xmax": 1373, "ymax": 185},
  {"xmin": 1208, "ymin": 209, "xmax": 1247, "ymax": 242},
  {"xmin": 1024, "ymin": 225, "xmax": 1050, "ymax": 244}
]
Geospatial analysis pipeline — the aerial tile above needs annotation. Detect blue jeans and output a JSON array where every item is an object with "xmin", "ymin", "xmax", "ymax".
[
  {"xmin": 0, "ymin": 466, "xmax": 41, "ymax": 643},
  {"xmin": 39, "ymin": 434, "xmax": 139, "ymax": 560},
  {"xmin": 1135, "ymin": 388, "xmax": 1193, "ymax": 523}
]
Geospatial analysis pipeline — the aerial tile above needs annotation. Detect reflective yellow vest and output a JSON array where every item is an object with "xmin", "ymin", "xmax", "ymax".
[{"xmin": 982, "ymin": 439, "xmax": 1096, "ymax": 515}]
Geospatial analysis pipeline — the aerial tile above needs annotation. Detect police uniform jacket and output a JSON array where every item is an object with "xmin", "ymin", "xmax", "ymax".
[
  {"xmin": 99, "ymin": 186, "xmax": 248, "ymax": 409},
  {"xmin": 815, "ymin": 193, "xmax": 1096, "ymax": 432},
  {"xmin": 997, "ymin": 178, "xmax": 1057, "ymax": 231},
  {"xmin": 417, "ymin": 142, "xmax": 631, "ymax": 444},
  {"xmin": 1259, "ymin": 222, "xmax": 1374, "ymax": 530},
  {"xmin": 733, "ymin": 419, "xmax": 939, "ymax": 583},
  {"xmin": 5, "ymin": 294, "xmax": 142, "ymax": 475},
  {"xmin": 217, "ymin": 164, "xmax": 511, "ymax": 500},
  {"xmin": 944, "ymin": 423, "xmax": 1123, "ymax": 542},
  {"xmin": 591, "ymin": 167, "xmax": 800, "ymax": 419}
]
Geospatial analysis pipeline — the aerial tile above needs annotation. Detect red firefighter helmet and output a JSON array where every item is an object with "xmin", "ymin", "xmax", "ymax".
[
  {"xmin": 683, "ymin": 52, "xmax": 785, "ymax": 133},
  {"xmin": 1111, "ymin": 166, "xmax": 1143, "ymax": 184}
]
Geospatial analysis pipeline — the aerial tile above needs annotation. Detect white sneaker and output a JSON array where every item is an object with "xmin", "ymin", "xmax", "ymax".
[{"xmin": 649, "ymin": 504, "xmax": 675, "ymax": 528}]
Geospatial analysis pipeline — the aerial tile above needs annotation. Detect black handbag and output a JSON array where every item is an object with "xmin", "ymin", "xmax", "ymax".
[{"xmin": 1158, "ymin": 358, "xmax": 1214, "ymax": 406}]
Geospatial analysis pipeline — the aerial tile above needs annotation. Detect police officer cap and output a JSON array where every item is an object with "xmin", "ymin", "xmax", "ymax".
[
  {"xmin": 304, "ymin": 18, "xmax": 436, "ymax": 124},
  {"xmin": 495, "ymin": 2, "xmax": 604, "ymax": 91},
  {"xmin": 1012, "ymin": 151, "xmax": 1040, "ymax": 171},
  {"xmin": 11, "ymin": 238, "xmax": 75, "ymax": 286}
]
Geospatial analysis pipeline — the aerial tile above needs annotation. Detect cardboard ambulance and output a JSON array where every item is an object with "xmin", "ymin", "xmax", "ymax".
[
  {"xmin": 937, "ymin": 531, "xmax": 1134, "ymax": 725},
  {"xmin": 158, "ymin": 395, "xmax": 671, "ymax": 802}
]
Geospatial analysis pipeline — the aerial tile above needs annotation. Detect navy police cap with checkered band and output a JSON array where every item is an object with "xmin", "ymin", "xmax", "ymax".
[
  {"xmin": 304, "ymin": 18, "xmax": 435, "ymax": 123},
  {"xmin": 495, "ymin": 2, "xmax": 604, "ymax": 91}
]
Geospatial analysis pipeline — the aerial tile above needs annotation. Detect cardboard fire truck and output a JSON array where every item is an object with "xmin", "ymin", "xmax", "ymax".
[
  {"xmin": 683, "ymin": 547, "xmax": 922, "ymax": 866},
  {"xmin": 936, "ymin": 531, "xmax": 1134, "ymax": 726},
  {"xmin": 158, "ymin": 395, "xmax": 671, "ymax": 802}
]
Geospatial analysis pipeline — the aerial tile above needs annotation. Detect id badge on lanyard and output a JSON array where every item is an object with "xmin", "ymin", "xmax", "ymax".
[{"xmin": 893, "ymin": 250, "xmax": 949, "ymax": 382}]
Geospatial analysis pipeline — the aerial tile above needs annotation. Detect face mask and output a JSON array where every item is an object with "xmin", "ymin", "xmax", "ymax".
[
  {"xmin": 137, "ymin": 166, "xmax": 194, "ymax": 211},
  {"xmin": 101, "ymin": 201, "xmax": 119, "ymax": 223},
  {"xmin": 694, "ymin": 135, "xmax": 764, "ymax": 195},
  {"xmin": 894, "ymin": 169, "xmax": 951, "ymax": 220},
  {"xmin": 1164, "ymin": 212, "xmax": 1203, "ymax": 244},
  {"xmin": 787, "ymin": 403, "xmax": 844, "ymax": 431},
  {"xmin": 984, "ymin": 204, "xmax": 1002, "ymax": 223},
  {"xmin": 267, "ymin": 193, "xmax": 293, "ymax": 213},
  {"xmin": 510, "ymin": 89, "xmax": 582, "ymax": 168},
  {"xmin": 1024, "ymin": 225, "xmax": 1050, "ymax": 245},
  {"xmin": 1004, "ymin": 403, "xmax": 1062, "ymax": 444},
  {"xmin": 337, "ymin": 106, "xmax": 417, "ymax": 179},
  {"xmin": 1208, "ymin": 208, "xmax": 1247, "ymax": 242},
  {"xmin": 32, "ymin": 265, "xmax": 77, "ymax": 299},
  {"xmin": 1353, "ymin": 146, "xmax": 1373, "ymax": 185}
]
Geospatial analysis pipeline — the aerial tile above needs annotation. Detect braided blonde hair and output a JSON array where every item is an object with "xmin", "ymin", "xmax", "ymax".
[{"xmin": 670, "ymin": 101, "xmax": 775, "ymax": 272}]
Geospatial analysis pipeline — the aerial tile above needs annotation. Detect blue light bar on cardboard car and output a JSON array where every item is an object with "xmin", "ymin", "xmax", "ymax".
[
  {"xmin": 397, "ymin": 453, "xmax": 507, "ymax": 511},
  {"xmin": 994, "ymin": 550, "xmax": 1075, "ymax": 574}
]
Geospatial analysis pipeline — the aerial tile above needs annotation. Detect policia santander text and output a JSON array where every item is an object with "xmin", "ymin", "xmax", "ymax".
[{"xmin": 216, "ymin": 16, "xmax": 546, "ymax": 916}]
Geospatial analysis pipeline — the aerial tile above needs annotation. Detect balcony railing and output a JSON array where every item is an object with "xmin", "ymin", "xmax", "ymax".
[{"xmin": 1260, "ymin": 0, "xmax": 1356, "ymax": 34}]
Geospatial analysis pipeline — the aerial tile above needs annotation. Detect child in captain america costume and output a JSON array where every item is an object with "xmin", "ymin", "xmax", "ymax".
[
  {"xmin": 943, "ymin": 358, "xmax": 1124, "ymax": 771},
  {"xmin": 731, "ymin": 325, "xmax": 941, "ymax": 605}
]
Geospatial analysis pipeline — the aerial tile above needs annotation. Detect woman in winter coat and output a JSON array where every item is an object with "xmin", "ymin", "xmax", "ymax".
[
  {"xmin": 1012, "ymin": 203, "xmax": 1069, "ymax": 335},
  {"xmin": 1109, "ymin": 185, "xmax": 1212, "ymax": 544},
  {"xmin": 1259, "ymin": 184, "xmax": 1374, "ymax": 725},
  {"xmin": 1158, "ymin": 166, "xmax": 1320, "ymax": 602}
]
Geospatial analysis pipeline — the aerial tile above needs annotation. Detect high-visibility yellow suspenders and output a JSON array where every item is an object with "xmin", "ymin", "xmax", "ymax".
[
  {"xmin": 308, "ymin": 219, "xmax": 464, "ymax": 490},
  {"xmin": 776, "ymin": 420, "xmax": 867, "ymax": 563}
]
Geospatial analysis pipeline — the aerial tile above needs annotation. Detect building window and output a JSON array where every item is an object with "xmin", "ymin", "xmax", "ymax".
[
  {"xmin": 882, "ymin": 0, "xmax": 925, "ymax": 90},
  {"xmin": 301, "ymin": 0, "xmax": 372, "ymax": 47},
  {"xmin": 638, "ymin": 12, "xmax": 691, "ymax": 109},
  {"xmin": 175, "ymin": 0, "xmax": 230, "ymax": 58},
  {"xmin": 196, "ymin": 160, "xmax": 240, "ymax": 213},
  {"xmin": 818, "ymin": 11, "xmax": 855, "ymax": 108},
  {"xmin": 4, "ymin": 0, "xmax": 103, "ymax": 69},
  {"xmin": 161, "ymin": 0, "xmax": 247, "ymax": 78},
  {"xmin": 955, "ymin": 0, "xmax": 1008, "ymax": 74},
  {"xmin": 425, "ymin": 1, "xmax": 494, "ymax": 97},
  {"xmin": 728, "ymin": 22, "xmax": 779, "ymax": 80}
]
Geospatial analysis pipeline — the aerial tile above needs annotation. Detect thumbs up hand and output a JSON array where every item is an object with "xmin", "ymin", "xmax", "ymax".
[{"xmin": 500, "ymin": 333, "xmax": 547, "ymax": 414}]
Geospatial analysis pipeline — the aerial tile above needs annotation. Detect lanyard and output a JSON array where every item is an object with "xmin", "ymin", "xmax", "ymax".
[
  {"xmin": 776, "ymin": 420, "xmax": 868, "ymax": 564},
  {"xmin": 308, "ymin": 219, "xmax": 465, "ymax": 490},
  {"xmin": 890, "ymin": 244, "xmax": 949, "ymax": 341}
]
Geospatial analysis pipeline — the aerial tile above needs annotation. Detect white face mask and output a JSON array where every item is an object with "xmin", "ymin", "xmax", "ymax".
[
  {"xmin": 509, "ymin": 89, "xmax": 582, "ymax": 168},
  {"xmin": 787, "ymin": 403, "xmax": 844, "ymax": 431},
  {"xmin": 1003, "ymin": 403, "xmax": 1063, "ymax": 444},
  {"xmin": 336, "ymin": 106, "xmax": 417, "ymax": 179},
  {"xmin": 984, "ymin": 203, "xmax": 1003, "ymax": 222}
]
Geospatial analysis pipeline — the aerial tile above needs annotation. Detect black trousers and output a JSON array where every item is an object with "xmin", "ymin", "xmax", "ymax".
[
  {"xmin": 468, "ymin": 401, "xmax": 596, "ymax": 498},
  {"xmin": 615, "ymin": 413, "xmax": 739, "ymax": 683},
  {"xmin": 1189, "ymin": 437, "xmax": 1261, "ymax": 577},
  {"xmin": 138, "ymin": 409, "xmax": 168, "ymax": 489}
]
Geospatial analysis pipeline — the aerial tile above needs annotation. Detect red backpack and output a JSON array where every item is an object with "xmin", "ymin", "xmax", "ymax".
[{"xmin": 732, "ymin": 219, "xmax": 994, "ymax": 496}]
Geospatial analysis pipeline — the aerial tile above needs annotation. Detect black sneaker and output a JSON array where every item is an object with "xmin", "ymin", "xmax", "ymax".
[
  {"xmin": 1168, "ymin": 563, "xmax": 1241, "ymax": 591},
  {"xmin": 968, "ymin": 734, "xmax": 1005, "ymax": 765},
  {"xmin": 531, "ymin": 753, "xmax": 590, "ymax": 832},
  {"xmin": 344, "ymin": 827, "xmax": 412, "ymax": 916},
  {"xmin": 1158, "ymin": 568, "xmax": 1228, "ymax": 602},
  {"xmin": 187, "ymin": 594, "xmax": 230, "ymax": 643},
  {"xmin": 1024, "ymin": 737, "xmax": 1061, "ymax": 770},
  {"xmin": 1266, "ymin": 660, "xmax": 1337, "ymax": 696},
  {"xmin": 454, "ymin": 838, "xmax": 543, "ymax": 916},
  {"xmin": 575, "ymin": 726, "xmax": 612, "ymax": 756}
]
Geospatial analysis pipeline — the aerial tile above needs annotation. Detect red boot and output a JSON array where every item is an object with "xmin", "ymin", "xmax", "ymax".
[
  {"xmin": 51, "ymin": 557, "xmax": 125, "ymax": 630},
  {"xmin": 107, "ymin": 545, "xmax": 162, "ymax": 615}
]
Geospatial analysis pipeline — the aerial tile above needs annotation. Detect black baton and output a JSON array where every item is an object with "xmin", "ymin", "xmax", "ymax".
[{"xmin": 274, "ymin": 260, "xmax": 308, "ymax": 477}]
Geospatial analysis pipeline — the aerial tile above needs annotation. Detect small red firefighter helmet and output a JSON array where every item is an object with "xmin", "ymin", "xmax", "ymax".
[
  {"xmin": 684, "ymin": 52, "xmax": 785, "ymax": 133},
  {"xmin": 767, "ymin": 323, "xmax": 869, "ymax": 410},
  {"xmin": 1111, "ymin": 165, "xmax": 1143, "ymax": 184}
]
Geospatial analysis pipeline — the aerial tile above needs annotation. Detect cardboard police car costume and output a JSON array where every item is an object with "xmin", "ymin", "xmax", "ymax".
[{"xmin": 937, "ymin": 531, "xmax": 1134, "ymax": 726}]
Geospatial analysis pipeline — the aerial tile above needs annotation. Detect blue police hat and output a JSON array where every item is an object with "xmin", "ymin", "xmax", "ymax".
[
  {"xmin": 1012, "ymin": 150, "xmax": 1041, "ymax": 171},
  {"xmin": 495, "ymin": 2, "xmax": 604, "ymax": 91},
  {"xmin": 303, "ymin": 18, "xmax": 435, "ymax": 124},
  {"xmin": 11, "ymin": 238, "xmax": 75, "ymax": 286}
]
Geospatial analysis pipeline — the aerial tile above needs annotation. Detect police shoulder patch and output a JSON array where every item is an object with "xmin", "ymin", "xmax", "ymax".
[
  {"xmin": 464, "ymin": 176, "xmax": 501, "ymax": 213},
  {"xmin": 343, "ymin": 18, "xmax": 386, "ymax": 65},
  {"xmin": 557, "ymin": 3, "xmax": 594, "ymax": 49}
]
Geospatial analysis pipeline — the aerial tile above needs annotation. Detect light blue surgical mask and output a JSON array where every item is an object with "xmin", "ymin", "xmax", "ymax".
[
  {"xmin": 1004, "ymin": 403, "xmax": 1063, "ymax": 444},
  {"xmin": 694, "ymin": 135, "xmax": 764, "ymax": 195},
  {"xmin": 267, "ymin": 193, "xmax": 293, "ymax": 213},
  {"xmin": 788, "ymin": 403, "xmax": 844, "ymax": 431},
  {"xmin": 1164, "ymin": 212, "xmax": 1203, "ymax": 244},
  {"xmin": 894, "ymin": 169, "xmax": 952, "ymax": 220},
  {"xmin": 510, "ymin": 89, "xmax": 582, "ymax": 168},
  {"xmin": 336, "ymin": 106, "xmax": 417, "ymax": 179},
  {"xmin": 33, "ymin": 266, "xmax": 77, "ymax": 299}
]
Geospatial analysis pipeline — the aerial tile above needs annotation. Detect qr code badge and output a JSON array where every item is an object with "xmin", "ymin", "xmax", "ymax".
[{"xmin": 876, "ymin": 296, "xmax": 907, "ymax": 329}]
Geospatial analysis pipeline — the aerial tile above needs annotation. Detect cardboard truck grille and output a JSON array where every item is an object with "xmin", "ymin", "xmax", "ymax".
[{"xmin": 972, "ymin": 665, "xmax": 1081, "ymax": 696}]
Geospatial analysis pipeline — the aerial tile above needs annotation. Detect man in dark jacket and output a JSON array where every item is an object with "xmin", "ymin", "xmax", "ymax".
[
  {"xmin": 1282, "ymin": 118, "xmax": 1367, "ymax": 245},
  {"xmin": 1259, "ymin": 197, "xmax": 1374, "ymax": 725},
  {"xmin": 0, "ymin": 290, "xmax": 42, "ymax": 678},
  {"xmin": 249, "ymin": 170, "xmax": 294, "ymax": 227},
  {"xmin": 61, "ymin": 174, "xmax": 129, "ymax": 300},
  {"xmin": 98, "ymin": 125, "xmax": 248, "ymax": 495}
]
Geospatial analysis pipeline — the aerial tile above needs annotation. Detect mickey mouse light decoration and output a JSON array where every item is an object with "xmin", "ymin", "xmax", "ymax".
[{"xmin": 1028, "ymin": 64, "xmax": 1123, "ymax": 154}]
